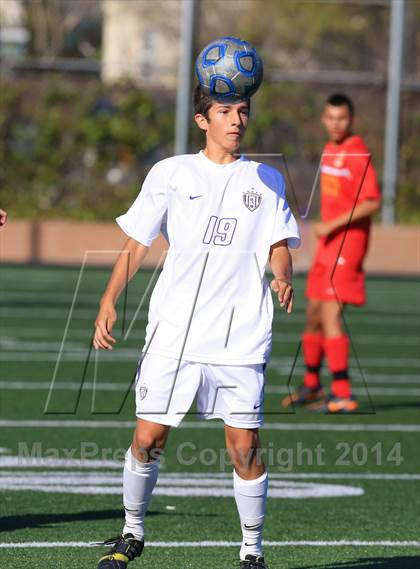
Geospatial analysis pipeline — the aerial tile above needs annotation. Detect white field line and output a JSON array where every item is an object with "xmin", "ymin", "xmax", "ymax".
[
  {"xmin": 167, "ymin": 472, "xmax": 420, "ymax": 481},
  {"xmin": 1, "ymin": 269, "xmax": 414, "ymax": 289},
  {"xmin": 0, "ymin": 420, "xmax": 419, "ymax": 432},
  {"xmin": 270, "ymin": 356, "xmax": 420, "ymax": 369},
  {"xmin": 0, "ymin": 458, "xmax": 124, "ymax": 469},
  {"xmin": 270, "ymin": 367, "xmax": 420, "ymax": 381},
  {"xmin": 1, "ymin": 287, "xmax": 418, "ymax": 310},
  {"xmin": 264, "ymin": 386, "xmax": 420, "ymax": 396},
  {"xmin": 1, "ymin": 351, "xmax": 419, "ymax": 369},
  {"xmin": 1, "ymin": 469, "xmax": 419, "ymax": 481},
  {"xmin": 0, "ymin": 308, "xmax": 148, "ymax": 320},
  {"xmin": 0, "ymin": 540, "xmax": 419, "ymax": 548},
  {"xmin": 0, "ymin": 340, "xmax": 90, "ymax": 351},
  {"xmin": 1, "ymin": 292, "xmax": 110, "ymax": 303},
  {"xmin": 2, "ymin": 287, "xmax": 418, "ymax": 306},
  {"xmin": 2, "ymin": 372, "xmax": 420, "ymax": 385},
  {"xmin": 0, "ymin": 475, "xmax": 364, "ymax": 498},
  {"xmin": 277, "ymin": 374, "xmax": 420, "ymax": 385},
  {"xmin": 1, "ymin": 381, "xmax": 420, "ymax": 397},
  {"xmin": 2, "ymin": 284, "xmax": 419, "ymax": 306},
  {"xmin": 0, "ymin": 352, "xmax": 140, "ymax": 362},
  {"xmin": 1, "ymin": 307, "xmax": 419, "ymax": 326},
  {"xmin": 2, "ymin": 330, "xmax": 420, "ymax": 346}
]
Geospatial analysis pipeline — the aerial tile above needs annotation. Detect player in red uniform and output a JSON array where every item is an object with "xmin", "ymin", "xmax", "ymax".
[{"xmin": 283, "ymin": 94, "xmax": 381, "ymax": 413}]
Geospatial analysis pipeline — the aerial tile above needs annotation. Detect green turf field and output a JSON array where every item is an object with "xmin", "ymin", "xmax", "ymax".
[{"xmin": 1, "ymin": 265, "xmax": 419, "ymax": 568}]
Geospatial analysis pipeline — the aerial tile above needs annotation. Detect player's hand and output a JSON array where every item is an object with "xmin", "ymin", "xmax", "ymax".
[
  {"xmin": 0, "ymin": 209, "xmax": 7, "ymax": 226},
  {"xmin": 313, "ymin": 221, "xmax": 334, "ymax": 238},
  {"xmin": 93, "ymin": 301, "xmax": 117, "ymax": 350},
  {"xmin": 270, "ymin": 278, "xmax": 294, "ymax": 314}
]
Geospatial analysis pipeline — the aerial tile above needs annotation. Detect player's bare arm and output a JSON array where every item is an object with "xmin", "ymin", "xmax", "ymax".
[
  {"xmin": 0, "ymin": 208, "xmax": 8, "ymax": 226},
  {"xmin": 313, "ymin": 198, "xmax": 381, "ymax": 238},
  {"xmin": 269, "ymin": 239, "xmax": 294, "ymax": 314},
  {"xmin": 93, "ymin": 238, "xmax": 149, "ymax": 350}
]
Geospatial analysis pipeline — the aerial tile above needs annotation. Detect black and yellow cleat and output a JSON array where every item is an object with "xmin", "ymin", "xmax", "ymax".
[
  {"xmin": 281, "ymin": 385, "xmax": 325, "ymax": 408},
  {"xmin": 97, "ymin": 534, "xmax": 144, "ymax": 569},
  {"xmin": 240, "ymin": 554, "xmax": 268, "ymax": 568}
]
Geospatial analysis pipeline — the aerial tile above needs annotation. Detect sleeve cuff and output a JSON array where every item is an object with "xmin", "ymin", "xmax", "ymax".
[
  {"xmin": 116, "ymin": 215, "xmax": 153, "ymax": 247},
  {"xmin": 271, "ymin": 231, "xmax": 301, "ymax": 249}
]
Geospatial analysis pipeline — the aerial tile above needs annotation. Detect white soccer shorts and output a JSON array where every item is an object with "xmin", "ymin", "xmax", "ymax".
[{"xmin": 134, "ymin": 353, "xmax": 265, "ymax": 429}]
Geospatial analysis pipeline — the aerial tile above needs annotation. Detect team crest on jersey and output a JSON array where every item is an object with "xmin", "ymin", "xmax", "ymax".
[
  {"xmin": 243, "ymin": 189, "xmax": 262, "ymax": 211},
  {"xmin": 334, "ymin": 153, "xmax": 346, "ymax": 168},
  {"xmin": 139, "ymin": 385, "xmax": 148, "ymax": 400}
]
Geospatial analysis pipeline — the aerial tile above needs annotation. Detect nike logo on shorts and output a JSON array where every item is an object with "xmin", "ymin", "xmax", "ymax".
[
  {"xmin": 253, "ymin": 402, "xmax": 263, "ymax": 409},
  {"xmin": 189, "ymin": 194, "xmax": 204, "ymax": 200}
]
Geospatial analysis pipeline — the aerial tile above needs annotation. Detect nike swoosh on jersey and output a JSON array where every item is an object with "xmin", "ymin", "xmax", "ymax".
[
  {"xmin": 189, "ymin": 194, "xmax": 204, "ymax": 200},
  {"xmin": 253, "ymin": 402, "xmax": 263, "ymax": 409}
]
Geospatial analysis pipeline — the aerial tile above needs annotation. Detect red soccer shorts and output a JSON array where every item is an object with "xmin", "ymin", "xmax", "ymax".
[{"xmin": 305, "ymin": 234, "xmax": 368, "ymax": 306}]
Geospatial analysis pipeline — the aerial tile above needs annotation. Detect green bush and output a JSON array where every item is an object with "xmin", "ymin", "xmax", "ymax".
[
  {"xmin": 0, "ymin": 78, "xmax": 174, "ymax": 219},
  {"xmin": 0, "ymin": 76, "xmax": 418, "ymax": 223}
]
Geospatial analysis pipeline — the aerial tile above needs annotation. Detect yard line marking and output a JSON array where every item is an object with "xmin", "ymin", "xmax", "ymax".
[
  {"xmin": 2, "ymin": 380, "xmax": 420, "ymax": 396},
  {"xmin": 0, "ymin": 308, "xmax": 148, "ymax": 320},
  {"xmin": 0, "ymin": 352, "xmax": 141, "ymax": 362},
  {"xmin": 265, "ymin": 386, "xmax": 420, "ymax": 396},
  {"xmin": 3, "ymin": 372, "xmax": 420, "ymax": 385},
  {"xmin": 271, "ymin": 367, "xmax": 420, "ymax": 381},
  {"xmin": 270, "ymin": 356, "xmax": 420, "ymax": 369},
  {"xmin": 0, "ymin": 475, "xmax": 364, "ymax": 498},
  {"xmin": 1, "ymin": 352, "xmax": 419, "ymax": 369},
  {"xmin": 1, "ymin": 469, "xmax": 419, "ymax": 481},
  {"xmin": 0, "ymin": 457, "xmax": 124, "ymax": 469},
  {"xmin": 165, "ymin": 472, "xmax": 420, "ymax": 481},
  {"xmin": 2, "ymin": 381, "xmax": 420, "ymax": 397},
  {"xmin": 0, "ymin": 540, "xmax": 419, "ymax": 548},
  {"xmin": 2, "ymin": 331, "xmax": 420, "ymax": 346},
  {"xmin": 1, "ymin": 307, "xmax": 419, "ymax": 325},
  {"xmin": 0, "ymin": 420, "xmax": 420, "ymax": 432},
  {"xmin": 0, "ymin": 381, "xmax": 128, "ymax": 391}
]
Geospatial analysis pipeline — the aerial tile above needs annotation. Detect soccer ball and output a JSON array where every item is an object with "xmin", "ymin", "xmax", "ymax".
[{"xmin": 195, "ymin": 36, "xmax": 263, "ymax": 102}]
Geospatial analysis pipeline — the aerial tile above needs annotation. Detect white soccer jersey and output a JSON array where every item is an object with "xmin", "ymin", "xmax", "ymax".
[{"xmin": 117, "ymin": 151, "xmax": 300, "ymax": 364}]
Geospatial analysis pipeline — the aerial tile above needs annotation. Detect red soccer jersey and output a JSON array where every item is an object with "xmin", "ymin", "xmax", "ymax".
[
  {"xmin": 307, "ymin": 135, "xmax": 381, "ymax": 305},
  {"xmin": 320, "ymin": 135, "xmax": 381, "ymax": 226}
]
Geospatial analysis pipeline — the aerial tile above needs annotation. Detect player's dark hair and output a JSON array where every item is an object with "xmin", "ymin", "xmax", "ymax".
[
  {"xmin": 193, "ymin": 84, "xmax": 250, "ymax": 120},
  {"xmin": 325, "ymin": 93, "xmax": 354, "ymax": 116}
]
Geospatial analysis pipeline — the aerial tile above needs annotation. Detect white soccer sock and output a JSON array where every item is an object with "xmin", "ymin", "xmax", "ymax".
[
  {"xmin": 122, "ymin": 447, "xmax": 160, "ymax": 540},
  {"xmin": 233, "ymin": 469, "xmax": 268, "ymax": 560}
]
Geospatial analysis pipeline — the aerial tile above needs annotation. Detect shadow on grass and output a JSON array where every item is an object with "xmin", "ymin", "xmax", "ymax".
[
  {"xmin": 291, "ymin": 556, "xmax": 420, "ymax": 569},
  {"xmin": 1, "ymin": 508, "xmax": 218, "ymax": 532}
]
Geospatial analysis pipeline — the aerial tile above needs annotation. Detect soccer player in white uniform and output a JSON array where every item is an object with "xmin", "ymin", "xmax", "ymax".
[{"xmin": 94, "ymin": 85, "xmax": 300, "ymax": 569}]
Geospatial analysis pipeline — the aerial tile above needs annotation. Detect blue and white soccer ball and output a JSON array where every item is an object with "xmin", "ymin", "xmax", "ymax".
[{"xmin": 195, "ymin": 36, "xmax": 263, "ymax": 102}]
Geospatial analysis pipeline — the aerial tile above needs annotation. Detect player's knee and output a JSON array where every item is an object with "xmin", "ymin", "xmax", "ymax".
[
  {"xmin": 227, "ymin": 430, "xmax": 259, "ymax": 469},
  {"xmin": 132, "ymin": 427, "xmax": 167, "ymax": 462},
  {"xmin": 321, "ymin": 301, "xmax": 343, "ymax": 337},
  {"xmin": 305, "ymin": 301, "xmax": 322, "ymax": 332}
]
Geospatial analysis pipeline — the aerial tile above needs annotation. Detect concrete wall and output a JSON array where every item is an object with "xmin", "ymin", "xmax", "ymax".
[
  {"xmin": 1, "ymin": 220, "xmax": 419, "ymax": 275},
  {"xmin": 101, "ymin": 0, "xmax": 180, "ymax": 88}
]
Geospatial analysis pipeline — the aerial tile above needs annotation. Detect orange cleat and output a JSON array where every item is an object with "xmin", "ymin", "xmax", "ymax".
[
  {"xmin": 325, "ymin": 395, "xmax": 359, "ymax": 414},
  {"xmin": 281, "ymin": 385, "xmax": 325, "ymax": 408}
]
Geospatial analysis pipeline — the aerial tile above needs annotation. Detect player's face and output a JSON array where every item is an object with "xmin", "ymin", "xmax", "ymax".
[
  {"xmin": 322, "ymin": 104, "xmax": 353, "ymax": 143},
  {"xmin": 197, "ymin": 101, "xmax": 249, "ymax": 153}
]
